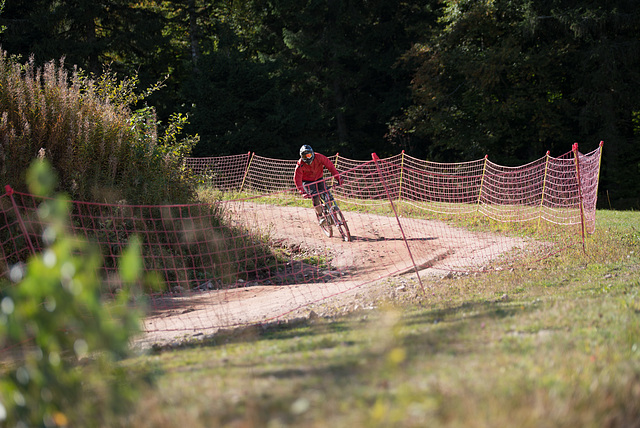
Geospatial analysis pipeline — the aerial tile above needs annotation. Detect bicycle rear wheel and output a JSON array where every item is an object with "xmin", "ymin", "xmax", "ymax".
[{"xmin": 333, "ymin": 208, "xmax": 351, "ymax": 242}]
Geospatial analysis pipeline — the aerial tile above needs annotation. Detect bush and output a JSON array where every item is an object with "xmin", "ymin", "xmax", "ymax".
[
  {"xmin": 0, "ymin": 50, "xmax": 198, "ymax": 205},
  {"xmin": 0, "ymin": 50, "xmax": 278, "ymax": 296}
]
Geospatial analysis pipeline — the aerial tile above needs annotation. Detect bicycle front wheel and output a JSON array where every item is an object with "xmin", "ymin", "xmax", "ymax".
[
  {"xmin": 320, "ymin": 216, "xmax": 333, "ymax": 238},
  {"xmin": 316, "ymin": 207, "xmax": 333, "ymax": 238},
  {"xmin": 333, "ymin": 208, "xmax": 351, "ymax": 242},
  {"xmin": 318, "ymin": 193, "xmax": 333, "ymax": 238}
]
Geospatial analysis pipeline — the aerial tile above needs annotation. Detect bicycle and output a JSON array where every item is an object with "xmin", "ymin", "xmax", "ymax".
[{"xmin": 306, "ymin": 185, "xmax": 351, "ymax": 242}]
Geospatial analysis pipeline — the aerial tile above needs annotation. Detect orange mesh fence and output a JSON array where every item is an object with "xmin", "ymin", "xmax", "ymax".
[
  {"xmin": 183, "ymin": 152, "xmax": 251, "ymax": 190},
  {"xmin": 0, "ymin": 190, "xmax": 266, "ymax": 293},
  {"xmin": 1, "ymin": 143, "xmax": 603, "ymax": 345},
  {"xmin": 241, "ymin": 154, "xmax": 298, "ymax": 193},
  {"xmin": 187, "ymin": 153, "xmax": 340, "ymax": 194},
  {"xmin": 574, "ymin": 143, "xmax": 603, "ymax": 233}
]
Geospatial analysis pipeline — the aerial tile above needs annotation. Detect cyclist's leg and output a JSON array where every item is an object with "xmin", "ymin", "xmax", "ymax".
[
  {"xmin": 303, "ymin": 180, "xmax": 320, "ymax": 195},
  {"xmin": 312, "ymin": 196, "xmax": 322, "ymax": 216},
  {"xmin": 314, "ymin": 182, "xmax": 329, "ymax": 224},
  {"xmin": 316, "ymin": 181, "xmax": 327, "ymax": 196},
  {"xmin": 316, "ymin": 181, "xmax": 328, "ymax": 209},
  {"xmin": 315, "ymin": 182, "xmax": 328, "ymax": 217},
  {"xmin": 303, "ymin": 181, "xmax": 323, "ymax": 217}
]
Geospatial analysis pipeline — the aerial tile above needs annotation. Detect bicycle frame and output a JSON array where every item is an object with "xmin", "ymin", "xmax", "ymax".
[{"xmin": 305, "ymin": 184, "xmax": 351, "ymax": 242}]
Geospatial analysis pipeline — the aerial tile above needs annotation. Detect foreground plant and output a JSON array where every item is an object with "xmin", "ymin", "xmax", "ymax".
[{"xmin": 0, "ymin": 160, "xmax": 147, "ymax": 426}]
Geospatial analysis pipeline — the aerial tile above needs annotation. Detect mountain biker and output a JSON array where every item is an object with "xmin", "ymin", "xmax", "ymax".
[{"xmin": 294, "ymin": 145, "xmax": 343, "ymax": 224}]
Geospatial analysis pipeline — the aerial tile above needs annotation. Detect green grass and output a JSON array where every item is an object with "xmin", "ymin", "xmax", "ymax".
[
  {"xmin": 199, "ymin": 187, "xmax": 582, "ymax": 243},
  {"xmin": 113, "ymin": 210, "xmax": 640, "ymax": 427}
]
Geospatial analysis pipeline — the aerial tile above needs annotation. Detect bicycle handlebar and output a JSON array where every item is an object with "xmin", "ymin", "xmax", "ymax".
[{"xmin": 303, "ymin": 182, "xmax": 340, "ymax": 194}]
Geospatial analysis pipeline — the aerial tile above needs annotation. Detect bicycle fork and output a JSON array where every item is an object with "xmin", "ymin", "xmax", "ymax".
[
  {"xmin": 320, "ymin": 194, "xmax": 335, "ymax": 225},
  {"xmin": 326, "ymin": 205, "xmax": 345, "ymax": 226}
]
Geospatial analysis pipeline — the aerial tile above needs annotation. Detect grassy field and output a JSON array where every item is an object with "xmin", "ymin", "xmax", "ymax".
[{"xmin": 117, "ymin": 210, "xmax": 639, "ymax": 427}]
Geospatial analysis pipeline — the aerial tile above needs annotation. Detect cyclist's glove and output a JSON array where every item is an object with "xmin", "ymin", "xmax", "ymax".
[
  {"xmin": 337, "ymin": 176, "xmax": 344, "ymax": 186},
  {"xmin": 302, "ymin": 193, "xmax": 313, "ymax": 199}
]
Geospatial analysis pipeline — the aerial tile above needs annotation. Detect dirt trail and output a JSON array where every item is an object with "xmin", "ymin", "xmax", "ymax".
[{"xmin": 136, "ymin": 203, "xmax": 527, "ymax": 348}]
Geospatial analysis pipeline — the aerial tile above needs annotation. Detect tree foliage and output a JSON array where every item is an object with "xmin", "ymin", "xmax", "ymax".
[
  {"xmin": 234, "ymin": 0, "xmax": 436, "ymax": 158},
  {"xmin": 0, "ymin": 0, "xmax": 166, "ymax": 75},
  {"xmin": 0, "ymin": 0, "xmax": 638, "ymax": 207},
  {"xmin": 397, "ymin": 0, "xmax": 640, "ymax": 207},
  {"xmin": 183, "ymin": 48, "xmax": 326, "ymax": 157}
]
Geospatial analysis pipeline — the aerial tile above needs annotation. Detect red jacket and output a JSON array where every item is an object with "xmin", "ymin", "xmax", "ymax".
[{"xmin": 294, "ymin": 153, "xmax": 340, "ymax": 195}]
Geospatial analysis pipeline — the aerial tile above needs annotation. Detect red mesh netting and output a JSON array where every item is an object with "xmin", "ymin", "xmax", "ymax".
[{"xmin": 1, "ymin": 144, "xmax": 603, "ymax": 345}]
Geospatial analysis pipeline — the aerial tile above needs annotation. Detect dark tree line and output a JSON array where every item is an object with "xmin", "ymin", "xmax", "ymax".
[
  {"xmin": 396, "ymin": 0, "xmax": 640, "ymax": 209},
  {"xmin": 1, "ymin": 0, "xmax": 638, "ymax": 208}
]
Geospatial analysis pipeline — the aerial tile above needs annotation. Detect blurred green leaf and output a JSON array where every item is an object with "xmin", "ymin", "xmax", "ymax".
[
  {"xmin": 26, "ymin": 160, "xmax": 57, "ymax": 197},
  {"xmin": 119, "ymin": 235, "xmax": 142, "ymax": 283}
]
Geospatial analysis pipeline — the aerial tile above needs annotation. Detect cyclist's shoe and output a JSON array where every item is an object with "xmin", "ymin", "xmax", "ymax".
[{"xmin": 319, "ymin": 217, "xmax": 328, "ymax": 227}]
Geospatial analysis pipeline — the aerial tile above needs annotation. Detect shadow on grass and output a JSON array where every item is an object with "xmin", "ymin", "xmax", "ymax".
[
  {"xmin": 150, "ymin": 298, "xmax": 548, "ymax": 387},
  {"xmin": 403, "ymin": 299, "xmax": 533, "ymax": 327}
]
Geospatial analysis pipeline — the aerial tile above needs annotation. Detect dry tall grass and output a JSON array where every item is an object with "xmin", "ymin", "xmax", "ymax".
[{"xmin": 0, "ymin": 50, "xmax": 196, "ymax": 205}]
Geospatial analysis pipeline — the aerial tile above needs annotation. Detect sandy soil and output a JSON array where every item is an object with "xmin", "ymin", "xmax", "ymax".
[{"xmin": 136, "ymin": 202, "xmax": 528, "ymax": 348}]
